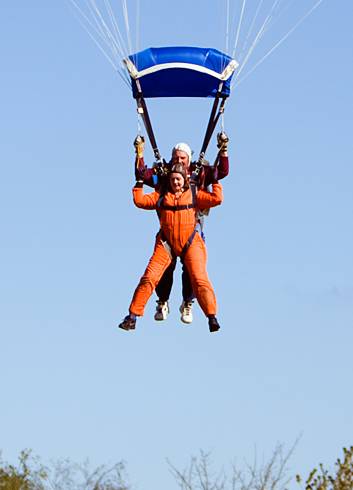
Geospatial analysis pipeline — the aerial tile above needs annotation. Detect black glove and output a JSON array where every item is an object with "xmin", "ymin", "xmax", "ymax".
[
  {"xmin": 154, "ymin": 159, "xmax": 168, "ymax": 178},
  {"xmin": 133, "ymin": 135, "xmax": 145, "ymax": 157},
  {"xmin": 217, "ymin": 131, "xmax": 229, "ymax": 151}
]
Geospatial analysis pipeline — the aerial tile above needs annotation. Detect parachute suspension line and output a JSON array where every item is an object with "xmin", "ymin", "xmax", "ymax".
[
  {"xmin": 233, "ymin": 0, "xmax": 282, "ymax": 83},
  {"xmin": 262, "ymin": 0, "xmax": 297, "ymax": 35},
  {"xmin": 225, "ymin": 0, "xmax": 230, "ymax": 55},
  {"xmin": 69, "ymin": 0, "xmax": 117, "ymax": 66},
  {"xmin": 238, "ymin": 0, "xmax": 265, "ymax": 62},
  {"xmin": 231, "ymin": 0, "xmax": 247, "ymax": 59},
  {"xmin": 121, "ymin": 0, "xmax": 133, "ymax": 56},
  {"xmin": 235, "ymin": 0, "xmax": 326, "ymax": 87},
  {"xmin": 102, "ymin": 0, "xmax": 131, "ymax": 61},
  {"xmin": 69, "ymin": 0, "xmax": 130, "ymax": 87},
  {"xmin": 87, "ymin": 0, "xmax": 113, "ymax": 42},
  {"xmin": 135, "ymin": 0, "xmax": 141, "ymax": 57},
  {"xmin": 89, "ymin": 0, "xmax": 129, "ymax": 61},
  {"xmin": 86, "ymin": 0, "xmax": 120, "ymax": 57},
  {"xmin": 86, "ymin": 0, "xmax": 132, "ymax": 84},
  {"xmin": 258, "ymin": 0, "xmax": 296, "ymax": 40},
  {"xmin": 136, "ymin": 111, "xmax": 142, "ymax": 135},
  {"xmin": 212, "ymin": 105, "xmax": 226, "ymax": 169},
  {"xmin": 75, "ymin": 0, "xmax": 128, "ymax": 80},
  {"xmin": 234, "ymin": 14, "xmax": 270, "ymax": 82}
]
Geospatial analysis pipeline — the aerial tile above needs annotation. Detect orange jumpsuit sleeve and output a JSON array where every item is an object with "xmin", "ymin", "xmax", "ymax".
[
  {"xmin": 132, "ymin": 186, "xmax": 160, "ymax": 210},
  {"xmin": 196, "ymin": 183, "xmax": 223, "ymax": 209}
]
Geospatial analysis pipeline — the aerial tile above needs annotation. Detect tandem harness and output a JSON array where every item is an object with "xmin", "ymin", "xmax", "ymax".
[{"xmin": 157, "ymin": 183, "xmax": 198, "ymax": 261}]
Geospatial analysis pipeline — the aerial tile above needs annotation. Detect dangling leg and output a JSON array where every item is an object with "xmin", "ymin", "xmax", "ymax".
[
  {"xmin": 182, "ymin": 234, "xmax": 220, "ymax": 332},
  {"xmin": 179, "ymin": 265, "xmax": 195, "ymax": 324},
  {"xmin": 119, "ymin": 239, "xmax": 172, "ymax": 330},
  {"xmin": 156, "ymin": 259, "xmax": 177, "ymax": 301},
  {"xmin": 130, "ymin": 239, "xmax": 172, "ymax": 316},
  {"xmin": 154, "ymin": 258, "xmax": 177, "ymax": 320}
]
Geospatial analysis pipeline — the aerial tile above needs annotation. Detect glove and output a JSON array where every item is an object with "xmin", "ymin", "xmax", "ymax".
[
  {"xmin": 133, "ymin": 135, "xmax": 145, "ymax": 158},
  {"xmin": 154, "ymin": 160, "xmax": 168, "ymax": 178},
  {"xmin": 199, "ymin": 155, "xmax": 210, "ymax": 166},
  {"xmin": 217, "ymin": 131, "xmax": 229, "ymax": 152}
]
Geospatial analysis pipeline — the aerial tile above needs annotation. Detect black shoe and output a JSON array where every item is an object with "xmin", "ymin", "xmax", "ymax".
[
  {"xmin": 208, "ymin": 316, "xmax": 220, "ymax": 333},
  {"xmin": 119, "ymin": 315, "xmax": 136, "ymax": 331}
]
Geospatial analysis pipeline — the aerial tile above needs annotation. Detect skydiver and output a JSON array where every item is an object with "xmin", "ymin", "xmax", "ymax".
[
  {"xmin": 119, "ymin": 163, "xmax": 223, "ymax": 333},
  {"xmin": 133, "ymin": 132, "xmax": 230, "ymax": 324}
]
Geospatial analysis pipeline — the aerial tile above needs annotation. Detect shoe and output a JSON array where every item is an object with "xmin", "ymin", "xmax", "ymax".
[
  {"xmin": 154, "ymin": 301, "xmax": 169, "ymax": 321},
  {"xmin": 179, "ymin": 301, "xmax": 193, "ymax": 324},
  {"xmin": 208, "ymin": 316, "xmax": 220, "ymax": 333},
  {"xmin": 118, "ymin": 314, "xmax": 136, "ymax": 331}
]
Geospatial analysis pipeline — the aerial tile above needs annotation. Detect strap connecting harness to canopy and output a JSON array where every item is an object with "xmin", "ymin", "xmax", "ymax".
[
  {"xmin": 134, "ymin": 79, "xmax": 162, "ymax": 162},
  {"xmin": 135, "ymin": 78, "xmax": 228, "ymax": 176}
]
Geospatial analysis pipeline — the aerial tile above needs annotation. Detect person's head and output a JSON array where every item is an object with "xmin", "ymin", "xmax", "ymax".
[
  {"xmin": 169, "ymin": 163, "xmax": 188, "ymax": 193},
  {"xmin": 171, "ymin": 143, "xmax": 192, "ymax": 169}
]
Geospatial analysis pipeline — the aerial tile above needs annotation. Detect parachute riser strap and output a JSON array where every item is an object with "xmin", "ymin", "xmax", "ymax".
[
  {"xmin": 198, "ymin": 82, "xmax": 227, "ymax": 165},
  {"xmin": 194, "ymin": 95, "xmax": 227, "ymax": 178},
  {"xmin": 213, "ymin": 147, "xmax": 223, "ymax": 168},
  {"xmin": 134, "ymin": 79, "xmax": 162, "ymax": 162}
]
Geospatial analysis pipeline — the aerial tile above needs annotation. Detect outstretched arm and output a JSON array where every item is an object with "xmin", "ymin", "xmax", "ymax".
[
  {"xmin": 196, "ymin": 183, "xmax": 223, "ymax": 209},
  {"xmin": 132, "ymin": 185, "xmax": 160, "ymax": 210}
]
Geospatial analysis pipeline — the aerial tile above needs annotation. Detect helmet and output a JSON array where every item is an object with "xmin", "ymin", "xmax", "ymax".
[{"xmin": 170, "ymin": 163, "xmax": 187, "ymax": 180}]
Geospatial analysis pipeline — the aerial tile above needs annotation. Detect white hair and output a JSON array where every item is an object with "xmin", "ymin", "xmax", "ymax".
[{"xmin": 172, "ymin": 142, "xmax": 192, "ymax": 163}]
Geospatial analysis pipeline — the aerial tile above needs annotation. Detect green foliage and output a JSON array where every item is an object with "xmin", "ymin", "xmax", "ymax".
[
  {"xmin": 296, "ymin": 446, "xmax": 353, "ymax": 490},
  {"xmin": 0, "ymin": 451, "xmax": 129, "ymax": 490},
  {"xmin": 3, "ymin": 445, "xmax": 353, "ymax": 490},
  {"xmin": 0, "ymin": 450, "xmax": 46, "ymax": 490}
]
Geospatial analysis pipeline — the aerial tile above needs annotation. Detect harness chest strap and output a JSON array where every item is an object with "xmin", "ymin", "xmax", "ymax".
[
  {"xmin": 158, "ymin": 183, "xmax": 198, "ymax": 259},
  {"xmin": 156, "ymin": 182, "xmax": 197, "ymax": 211}
]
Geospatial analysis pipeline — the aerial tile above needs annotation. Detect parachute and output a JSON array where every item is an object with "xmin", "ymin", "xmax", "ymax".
[
  {"xmin": 124, "ymin": 46, "xmax": 238, "ymax": 99},
  {"xmin": 69, "ymin": 0, "xmax": 325, "ymax": 158},
  {"xmin": 123, "ymin": 46, "xmax": 238, "ymax": 162}
]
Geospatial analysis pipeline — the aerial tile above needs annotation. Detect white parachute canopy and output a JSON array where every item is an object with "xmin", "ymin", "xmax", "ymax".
[{"xmin": 69, "ymin": 0, "xmax": 325, "ymax": 89}]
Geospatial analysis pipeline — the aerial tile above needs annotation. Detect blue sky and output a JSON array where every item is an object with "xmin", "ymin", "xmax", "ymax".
[{"xmin": 0, "ymin": 2, "xmax": 352, "ymax": 489}]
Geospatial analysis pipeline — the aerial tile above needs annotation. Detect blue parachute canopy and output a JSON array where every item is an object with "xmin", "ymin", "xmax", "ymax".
[{"xmin": 124, "ymin": 46, "xmax": 238, "ymax": 99}]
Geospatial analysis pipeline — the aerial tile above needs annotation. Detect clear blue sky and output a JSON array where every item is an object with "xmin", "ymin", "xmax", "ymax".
[{"xmin": 0, "ymin": 2, "xmax": 352, "ymax": 489}]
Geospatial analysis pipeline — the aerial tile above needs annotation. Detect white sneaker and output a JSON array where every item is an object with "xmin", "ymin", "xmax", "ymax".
[
  {"xmin": 179, "ymin": 301, "xmax": 193, "ymax": 324},
  {"xmin": 154, "ymin": 301, "xmax": 169, "ymax": 321}
]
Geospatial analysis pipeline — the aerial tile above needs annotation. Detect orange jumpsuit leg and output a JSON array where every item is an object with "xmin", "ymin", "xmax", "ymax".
[
  {"xmin": 129, "ymin": 238, "xmax": 172, "ymax": 316},
  {"xmin": 182, "ymin": 233, "xmax": 217, "ymax": 317}
]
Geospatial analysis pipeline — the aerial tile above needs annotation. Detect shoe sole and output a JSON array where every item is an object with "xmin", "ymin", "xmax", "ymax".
[
  {"xmin": 181, "ymin": 317, "xmax": 192, "ymax": 324},
  {"xmin": 179, "ymin": 304, "xmax": 193, "ymax": 324},
  {"xmin": 118, "ymin": 322, "xmax": 136, "ymax": 331},
  {"xmin": 209, "ymin": 327, "xmax": 220, "ymax": 333},
  {"xmin": 119, "ymin": 324, "xmax": 131, "ymax": 331}
]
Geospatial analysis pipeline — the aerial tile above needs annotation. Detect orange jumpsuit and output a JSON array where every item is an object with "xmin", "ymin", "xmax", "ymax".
[{"xmin": 129, "ymin": 183, "xmax": 223, "ymax": 317}]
